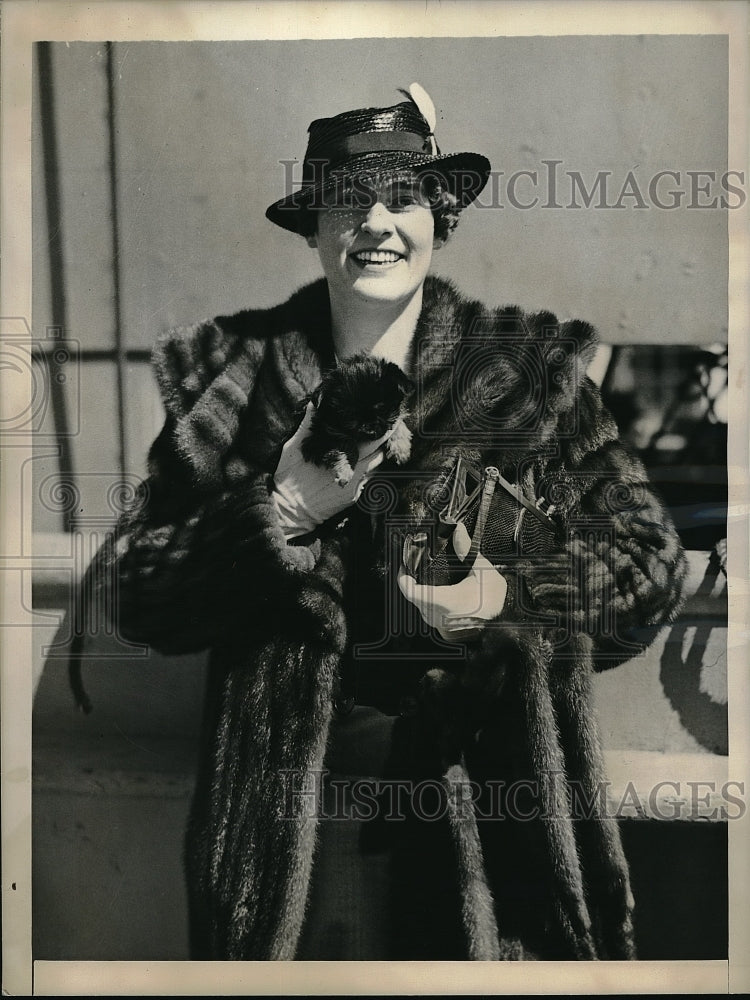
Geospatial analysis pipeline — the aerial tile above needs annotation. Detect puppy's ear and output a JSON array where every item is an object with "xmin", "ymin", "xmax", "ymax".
[
  {"xmin": 381, "ymin": 361, "xmax": 414, "ymax": 397},
  {"xmin": 396, "ymin": 369, "xmax": 415, "ymax": 396}
]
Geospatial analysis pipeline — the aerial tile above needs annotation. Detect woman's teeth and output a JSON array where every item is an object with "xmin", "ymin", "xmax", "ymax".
[{"xmin": 353, "ymin": 250, "xmax": 402, "ymax": 264}]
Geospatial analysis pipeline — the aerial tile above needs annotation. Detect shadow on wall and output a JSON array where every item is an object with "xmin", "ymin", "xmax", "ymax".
[{"xmin": 659, "ymin": 549, "xmax": 728, "ymax": 755}]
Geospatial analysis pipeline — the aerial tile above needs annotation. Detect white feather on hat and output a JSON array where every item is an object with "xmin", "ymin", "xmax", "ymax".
[{"xmin": 398, "ymin": 82, "xmax": 438, "ymax": 155}]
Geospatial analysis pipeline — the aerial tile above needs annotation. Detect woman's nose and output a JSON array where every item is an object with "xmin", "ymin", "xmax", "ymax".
[{"xmin": 360, "ymin": 201, "xmax": 394, "ymax": 237}]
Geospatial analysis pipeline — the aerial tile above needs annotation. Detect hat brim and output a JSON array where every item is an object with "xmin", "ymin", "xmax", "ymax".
[{"xmin": 265, "ymin": 150, "xmax": 491, "ymax": 234}]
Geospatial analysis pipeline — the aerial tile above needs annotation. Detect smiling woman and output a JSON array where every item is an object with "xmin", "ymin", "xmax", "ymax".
[
  {"xmin": 307, "ymin": 176, "xmax": 440, "ymax": 364},
  {"xmin": 94, "ymin": 82, "xmax": 687, "ymax": 962},
  {"xmin": 313, "ymin": 178, "xmax": 437, "ymax": 284}
]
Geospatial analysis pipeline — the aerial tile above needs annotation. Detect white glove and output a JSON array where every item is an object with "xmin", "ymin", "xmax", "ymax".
[
  {"xmin": 272, "ymin": 401, "xmax": 390, "ymax": 540},
  {"xmin": 397, "ymin": 522, "xmax": 508, "ymax": 642}
]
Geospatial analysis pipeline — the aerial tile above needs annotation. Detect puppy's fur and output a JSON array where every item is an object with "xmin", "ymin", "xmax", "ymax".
[{"xmin": 301, "ymin": 354, "xmax": 413, "ymax": 486}]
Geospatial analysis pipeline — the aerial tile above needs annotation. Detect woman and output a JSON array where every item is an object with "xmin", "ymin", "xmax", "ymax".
[{"xmin": 110, "ymin": 86, "xmax": 687, "ymax": 960}]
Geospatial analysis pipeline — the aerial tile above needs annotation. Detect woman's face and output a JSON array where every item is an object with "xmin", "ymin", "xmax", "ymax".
[{"xmin": 307, "ymin": 176, "xmax": 438, "ymax": 310}]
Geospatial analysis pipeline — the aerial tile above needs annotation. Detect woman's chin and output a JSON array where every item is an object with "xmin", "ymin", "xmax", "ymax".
[{"xmin": 349, "ymin": 273, "xmax": 419, "ymax": 306}]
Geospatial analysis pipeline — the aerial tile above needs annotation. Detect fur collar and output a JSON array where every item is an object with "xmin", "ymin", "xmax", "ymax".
[{"xmin": 153, "ymin": 275, "xmax": 602, "ymax": 491}]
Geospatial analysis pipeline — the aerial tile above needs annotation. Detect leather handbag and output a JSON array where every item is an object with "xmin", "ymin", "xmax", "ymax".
[{"xmin": 402, "ymin": 456, "xmax": 558, "ymax": 587}]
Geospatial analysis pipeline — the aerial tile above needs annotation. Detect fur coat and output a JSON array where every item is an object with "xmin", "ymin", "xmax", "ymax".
[{"xmin": 109, "ymin": 275, "xmax": 687, "ymax": 961}]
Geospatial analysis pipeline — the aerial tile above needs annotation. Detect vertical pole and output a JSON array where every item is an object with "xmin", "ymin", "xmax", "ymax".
[
  {"xmin": 105, "ymin": 41, "xmax": 128, "ymax": 481},
  {"xmin": 37, "ymin": 42, "xmax": 75, "ymax": 532}
]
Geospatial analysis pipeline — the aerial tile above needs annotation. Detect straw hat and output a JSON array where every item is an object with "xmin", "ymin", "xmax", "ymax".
[{"xmin": 266, "ymin": 84, "xmax": 491, "ymax": 233}]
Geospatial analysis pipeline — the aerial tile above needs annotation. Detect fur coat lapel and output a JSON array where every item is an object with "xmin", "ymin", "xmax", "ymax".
[{"xmin": 158, "ymin": 275, "xmax": 602, "ymax": 493}]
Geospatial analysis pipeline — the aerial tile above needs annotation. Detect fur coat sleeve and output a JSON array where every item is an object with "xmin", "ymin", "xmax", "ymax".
[
  {"xmin": 112, "ymin": 311, "xmax": 320, "ymax": 654},
  {"xmin": 508, "ymin": 377, "xmax": 688, "ymax": 667}
]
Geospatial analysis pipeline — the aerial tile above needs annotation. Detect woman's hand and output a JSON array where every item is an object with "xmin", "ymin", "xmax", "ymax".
[
  {"xmin": 397, "ymin": 522, "xmax": 508, "ymax": 642},
  {"xmin": 272, "ymin": 401, "xmax": 391, "ymax": 540}
]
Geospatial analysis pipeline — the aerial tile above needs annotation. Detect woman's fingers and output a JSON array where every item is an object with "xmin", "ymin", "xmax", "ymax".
[
  {"xmin": 397, "ymin": 523, "xmax": 475, "ymax": 608},
  {"xmin": 436, "ymin": 622, "xmax": 484, "ymax": 643},
  {"xmin": 397, "ymin": 567, "xmax": 449, "ymax": 629},
  {"xmin": 398, "ymin": 566, "xmax": 478, "ymax": 626},
  {"xmin": 398, "ymin": 555, "xmax": 508, "ymax": 630},
  {"xmin": 452, "ymin": 521, "xmax": 472, "ymax": 561},
  {"xmin": 357, "ymin": 425, "xmax": 393, "ymax": 461},
  {"xmin": 359, "ymin": 447, "xmax": 386, "ymax": 477},
  {"xmin": 396, "ymin": 564, "xmax": 424, "ymax": 606},
  {"xmin": 290, "ymin": 400, "xmax": 316, "ymax": 439},
  {"xmin": 466, "ymin": 555, "xmax": 508, "ymax": 617}
]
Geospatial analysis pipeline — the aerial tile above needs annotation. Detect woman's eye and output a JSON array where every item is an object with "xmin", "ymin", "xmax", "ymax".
[
  {"xmin": 391, "ymin": 195, "xmax": 419, "ymax": 209},
  {"xmin": 386, "ymin": 186, "xmax": 421, "ymax": 209}
]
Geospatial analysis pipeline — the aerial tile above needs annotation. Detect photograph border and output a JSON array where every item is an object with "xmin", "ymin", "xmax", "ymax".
[{"xmin": 2, "ymin": 1, "xmax": 748, "ymax": 995}]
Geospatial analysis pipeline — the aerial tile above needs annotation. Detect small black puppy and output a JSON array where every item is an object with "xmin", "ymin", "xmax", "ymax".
[{"xmin": 302, "ymin": 354, "xmax": 414, "ymax": 486}]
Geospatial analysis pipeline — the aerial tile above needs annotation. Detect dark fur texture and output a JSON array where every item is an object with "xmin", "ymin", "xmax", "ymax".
[
  {"xmin": 97, "ymin": 276, "xmax": 687, "ymax": 960},
  {"xmin": 301, "ymin": 354, "xmax": 413, "ymax": 485}
]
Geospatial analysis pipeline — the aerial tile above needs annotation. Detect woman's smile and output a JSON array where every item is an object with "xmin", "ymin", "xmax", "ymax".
[
  {"xmin": 309, "ymin": 184, "xmax": 436, "ymax": 308},
  {"xmin": 349, "ymin": 247, "xmax": 407, "ymax": 268}
]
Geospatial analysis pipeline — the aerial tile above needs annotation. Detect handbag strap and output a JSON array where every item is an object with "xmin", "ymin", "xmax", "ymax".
[
  {"xmin": 466, "ymin": 466, "xmax": 500, "ymax": 563},
  {"xmin": 495, "ymin": 467, "xmax": 557, "ymax": 531}
]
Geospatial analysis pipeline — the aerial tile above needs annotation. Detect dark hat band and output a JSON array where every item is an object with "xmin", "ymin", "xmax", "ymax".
[{"xmin": 309, "ymin": 129, "xmax": 432, "ymax": 165}]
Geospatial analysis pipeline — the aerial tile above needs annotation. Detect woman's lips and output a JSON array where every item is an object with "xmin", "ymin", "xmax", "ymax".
[{"xmin": 350, "ymin": 249, "xmax": 405, "ymax": 265}]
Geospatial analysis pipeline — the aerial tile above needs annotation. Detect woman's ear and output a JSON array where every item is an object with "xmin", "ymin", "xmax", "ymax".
[
  {"xmin": 305, "ymin": 233, "xmax": 318, "ymax": 249},
  {"xmin": 433, "ymin": 234, "xmax": 447, "ymax": 250}
]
